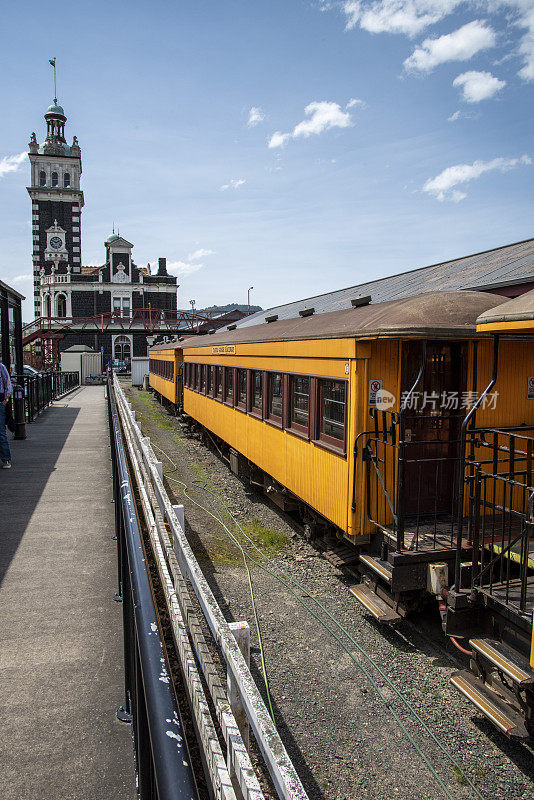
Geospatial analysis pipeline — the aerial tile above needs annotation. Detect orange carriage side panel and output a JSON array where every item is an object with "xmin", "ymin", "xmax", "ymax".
[
  {"xmin": 183, "ymin": 340, "xmax": 354, "ymax": 532},
  {"xmin": 149, "ymin": 347, "xmax": 182, "ymax": 405},
  {"xmin": 465, "ymin": 338, "xmax": 534, "ymax": 516}
]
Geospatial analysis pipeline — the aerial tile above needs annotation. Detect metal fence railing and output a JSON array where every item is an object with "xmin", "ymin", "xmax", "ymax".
[
  {"xmin": 458, "ymin": 426, "xmax": 534, "ymax": 615},
  {"xmin": 111, "ymin": 373, "xmax": 308, "ymax": 800},
  {"xmin": 108, "ymin": 382, "xmax": 200, "ymax": 800},
  {"xmin": 13, "ymin": 371, "xmax": 79, "ymax": 422}
]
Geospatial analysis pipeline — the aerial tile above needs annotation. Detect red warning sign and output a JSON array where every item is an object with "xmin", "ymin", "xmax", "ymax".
[{"xmin": 369, "ymin": 379, "xmax": 383, "ymax": 406}]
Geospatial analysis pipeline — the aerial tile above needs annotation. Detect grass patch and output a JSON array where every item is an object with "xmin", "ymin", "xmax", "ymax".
[
  {"xmin": 451, "ymin": 765, "xmax": 468, "ymax": 786},
  {"xmin": 128, "ymin": 389, "xmax": 185, "ymax": 444},
  {"xmin": 240, "ymin": 519, "xmax": 289, "ymax": 556}
]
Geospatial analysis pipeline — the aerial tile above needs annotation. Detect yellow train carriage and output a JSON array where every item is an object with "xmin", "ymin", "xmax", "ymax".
[
  {"xmin": 148, "ymin": 344, "xmax": 183, "ymax": 407},
  {"xmin": 180, "ymin": 291, "xmax": 502, "ymax": 550},
  {"xmin": 447, "ymin": 289, "xmax": 534, "ymax": 738}
]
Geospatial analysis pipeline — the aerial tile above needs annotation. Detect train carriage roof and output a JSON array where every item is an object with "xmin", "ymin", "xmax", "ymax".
[
  {"xmin": 476, "ymin": 288, "xmax": 534, "ymax": 332},
  {"xmin": 177, "ymin": 291, "xmax": 507, "ymax": 348}
]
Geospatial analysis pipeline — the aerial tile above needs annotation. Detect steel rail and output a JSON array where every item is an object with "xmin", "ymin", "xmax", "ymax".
[{"xmin": 108, "ymin": 385, "xmax": 199, "ymax": 800}]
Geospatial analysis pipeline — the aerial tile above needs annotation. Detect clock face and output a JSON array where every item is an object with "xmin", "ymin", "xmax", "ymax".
[{"xmin": 50, "ymin": 236, "xmax": 63, "ymax": 250}]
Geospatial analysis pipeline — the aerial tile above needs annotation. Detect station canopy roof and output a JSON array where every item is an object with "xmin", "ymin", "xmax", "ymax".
[
  {"xmin": 179, "ymin": 291, "xmax": 507, "ymax": 347},
  {"xmin": 476, "ymin": 288, "xmax": 534, "ymax": 332},
  {"xmin": 236, "ymin": 237, "xmax": 534, "ymax": 330}
]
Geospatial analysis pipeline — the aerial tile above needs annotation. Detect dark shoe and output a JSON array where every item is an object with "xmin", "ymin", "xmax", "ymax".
[{"xmin": 1, "ymin": 461, "xmax": 11, "ymax": 469}]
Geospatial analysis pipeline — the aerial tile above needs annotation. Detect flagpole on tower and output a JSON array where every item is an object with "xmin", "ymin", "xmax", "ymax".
[{"xmin": 49, "ymin": 58, "xmax": 57, "ymax": 103}]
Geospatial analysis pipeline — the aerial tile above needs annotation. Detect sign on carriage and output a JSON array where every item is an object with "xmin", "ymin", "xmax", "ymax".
[
  {"xmin": 212, "ymin": 345, "xmax": 236, "ymax": 355},
  {"xmin": 368, "ymin": 379, "xmax": 382, "ymax": 406},
  {"xmin": 528, "ymin": 376, "xmax": 534, "ymax": 399}
]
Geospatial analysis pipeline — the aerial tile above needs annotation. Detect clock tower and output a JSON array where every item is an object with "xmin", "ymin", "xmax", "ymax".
[{"xmin": 27, "ymin": 100, "xmax": 84, "ymax": 319}]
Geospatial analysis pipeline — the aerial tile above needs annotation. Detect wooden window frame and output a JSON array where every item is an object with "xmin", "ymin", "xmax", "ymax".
[
  {"xmin": 223, "ymin": 366, "xmax": 235, "ymax": 407},
  {"xmin": 214, "ymin": 365, "xmax": 223, "ymax": 401},
  {"xmin": 265, "ymin": 370, "xmax": 284, "ymax": 428},
  {"xmin": 312, "ymin": 377, "xmax": 348, "ymax": 456},
  {"xmin": 286, "ymin": 373, "xmax": 312, "ymax": 440},
  {"xmin": 249, "ymin": 369, "xmax": 263, "ymax": 419},
  {"xmin": 236, "ymin": 367, "xmax": 247, "ymax": 412}
]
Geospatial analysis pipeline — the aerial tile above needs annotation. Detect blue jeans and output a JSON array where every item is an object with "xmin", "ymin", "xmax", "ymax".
[{"xmin": 0, "ymin": 403, "xmax": 11, "ymax": 462}]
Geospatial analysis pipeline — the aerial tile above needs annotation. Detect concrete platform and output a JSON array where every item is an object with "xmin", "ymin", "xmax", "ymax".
[{"xmin": 0, "ymin": 386, "xmax": 136, "ymax": 800}]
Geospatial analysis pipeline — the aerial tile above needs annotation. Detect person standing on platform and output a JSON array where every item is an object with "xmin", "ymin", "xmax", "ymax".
[{"xmin": 0, "ymin": 360, "xmax": 12, "ymax": 469}]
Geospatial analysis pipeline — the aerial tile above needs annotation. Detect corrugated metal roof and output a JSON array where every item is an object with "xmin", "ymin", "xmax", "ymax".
[
  {"xmin": 181, "ymin": 291, "xmax": 506, "ymax": 348},
  {"xmin": 236, "ymin": 237, "xmax": 534, "ymax": 329}
]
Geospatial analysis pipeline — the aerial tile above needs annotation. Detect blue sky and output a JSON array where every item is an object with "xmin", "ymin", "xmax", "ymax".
[{"xmin": 1, "ymin": 0, "xmax": 534, "ymax": 320}]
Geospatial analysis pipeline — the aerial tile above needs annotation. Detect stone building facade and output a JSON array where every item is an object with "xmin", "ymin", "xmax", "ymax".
[{"xmin": 28, "ymin": 99, "xmax": 177, "ymax": 363}]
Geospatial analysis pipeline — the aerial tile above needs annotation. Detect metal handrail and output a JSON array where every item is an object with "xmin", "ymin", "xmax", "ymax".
[
  {"xmin": 13, "ymin": 371, "xmax": 79, "ymax": 422},
  {"xmin": 108, "ymin": 382, "xmax": 199, "ymax": 800}
]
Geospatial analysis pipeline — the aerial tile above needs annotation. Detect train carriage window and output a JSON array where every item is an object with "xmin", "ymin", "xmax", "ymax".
[
  {"xmin": 290, "ymin": 375, "xmax": 310, "ymax": 435},
  {"xmin": 237, "ymin": 369, "xmax": 247, "ymax": 410},
  {"xmin": 184, "ymin": 363, "xmax": 190, "ymax": 387},
  {"xmin": 200, "ymin": 365, "xmax": 206, "ymax": 394},
  {"xmin": 267, "ymin": 373, "xmax": 283, "ymax": 425},
  {"xmin": 317, "ymin": 379, "xmax": 346, "ymax": 451},
  {"xmin": 250, "ymin": 370, "xmax": 263, "ymax": 417},
  {"xmin": 214, "ymin": 366, "xmax": 222, "ymax": 399},
  {"xmin": 207, "ymin": 365, "xmax": 214, "ymax": 396},
  {"xmin": 224, "ymin": 367, "xmax": 234, "ymax": 405}
]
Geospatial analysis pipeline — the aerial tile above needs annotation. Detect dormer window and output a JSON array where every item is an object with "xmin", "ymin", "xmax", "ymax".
[
  {"xmin": 63, "ymin": 172, "xmax": 70, "ymax": 188},
  {"xmin": 39, "ymin": 171, "xmax": 46, "ymax": 186},
  {"xmin": 52, "ymin": 171, "xmax": 59, "ymax": 187}
]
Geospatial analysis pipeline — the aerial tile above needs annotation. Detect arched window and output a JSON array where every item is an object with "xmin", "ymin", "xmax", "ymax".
[
  {"xmin": 39, "ymin": 171, "xmax": 46, "ymax": 186},
  {"xmin": 63, "ymin": 172, "xmax": 70, "ymax": 187},
  {"xmin": 56, "ymin": 294, "xmax": 67, "ymax": 318},
  {"xmin": 114, "ymin": 335, "xmax": 131, "ymax": 363},
  {"xmin": 44, "ymin": 294, "xmax": 51, "ymax": 318},
  {"xmin": 51, "ymin": 171, "xmax": 58, "ymax": 187}
]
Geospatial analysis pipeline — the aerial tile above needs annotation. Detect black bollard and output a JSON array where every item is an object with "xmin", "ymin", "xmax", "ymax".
[{"xmin": 13, "ymin": 383, "xmax": 26, "ymax": 440}]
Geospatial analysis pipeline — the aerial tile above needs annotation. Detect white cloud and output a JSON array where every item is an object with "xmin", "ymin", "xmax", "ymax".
[
  {"xmin": 327, "ymin": 1, "xmax": 534, "ymax": 82},
  {"xmin": 423, "ymin": 154, "xmax": 532, "ymax": 201},
  {"xmin": 268, "ymin": 100, "xmax": 359, "ymax": 149},
  {"xmin": 165, "ymin": 260, "xmax": 204, "ymax": 277},
  {"xmin": 447, "ymin": 109, "xmax": 479, "ymax": 121},
  {"xmin": 12, "ymin": 274, "xmax": 32, "ymax": 283},
  {"xmin": 0, "ymin": 152, "xmax": 26, "ymax": 179},
  {"xmin": 268, "ymin": 131, "xmax": 291, "ymax": 149},
  {"xmin": 404, "ymin": 20, "xmax": 496, "ymax": 72},
  {"xmin": 342, "ymin": 0, "xmax": 462, "ymax": 37},
  {"xmin": 516, "ymin": 4, "xmax": 534, "ymax": 81},
  {"xmin": 188, "ymin": 248, "xmax": 215, "ymax": 261},
  {"xmin": 247, "ymin": 106, "xmax": 265, "ymax": 127},
  {"xmin": 453, "ymin": 70, "xmax": 506, "ymax": 102},
  {"xmin": 220, "ymin": 178, "xmax": 246, "ymax": 190},
  {"xmin": 346, "ymin": 97, "xmax": 366, "ymax": 108}
]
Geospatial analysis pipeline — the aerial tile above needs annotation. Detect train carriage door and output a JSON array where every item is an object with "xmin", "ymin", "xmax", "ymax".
[{"xmin": 401, "ymin": 340, "xmax": 467, "ymax": 516}]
